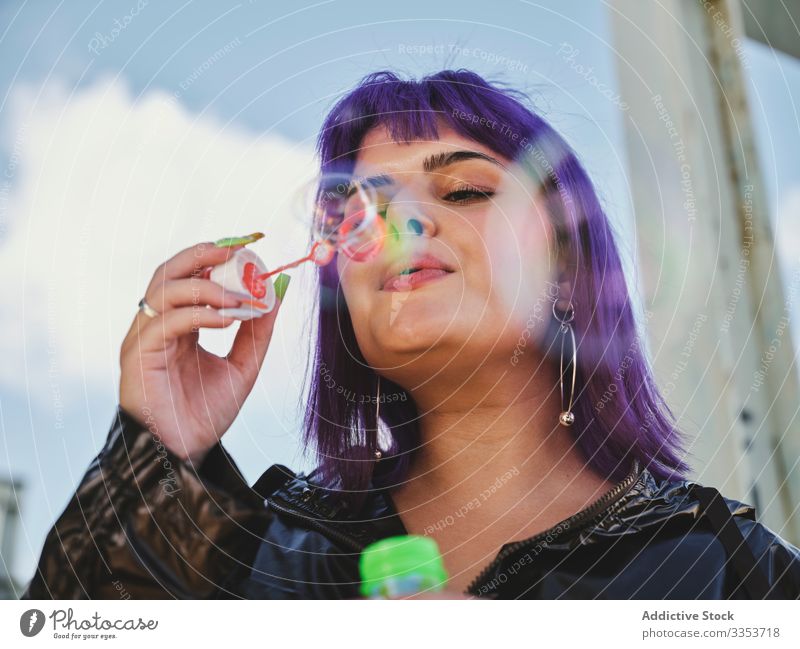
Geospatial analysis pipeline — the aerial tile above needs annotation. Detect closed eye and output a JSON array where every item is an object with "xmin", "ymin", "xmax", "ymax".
[{"xmin": 442, "ymin": 186, "xmax": 495, "ymax": 203}]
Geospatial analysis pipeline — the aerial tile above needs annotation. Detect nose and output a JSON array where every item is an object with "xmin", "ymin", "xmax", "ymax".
[
  {"xmin": 383, "ymin": 188, "xmax": 437, "ymax": 241},
  {"xmin": 405, "ymin": 217, "xmax": 424, "ymax": 236}
]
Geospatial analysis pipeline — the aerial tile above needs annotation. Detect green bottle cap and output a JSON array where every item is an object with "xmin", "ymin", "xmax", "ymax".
[{"xmin": 359, "ymin": 534, "xmax": 448, "ymax": 598}]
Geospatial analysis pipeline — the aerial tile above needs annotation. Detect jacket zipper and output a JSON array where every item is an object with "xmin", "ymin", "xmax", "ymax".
[
  {"xmin": 266, "ymin": 494, "xmax": 366, "ymax": 553},
  {"xmin": 267, "ymin": 461, "xmax": 642, "ymax": 597},
  {"xmin": 464, "ymin": 459, "xmax": 642, "ymax": 597}
]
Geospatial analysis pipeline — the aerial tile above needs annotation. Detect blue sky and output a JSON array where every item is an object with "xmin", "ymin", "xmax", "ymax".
[{"xmin": 0, "ymin": 0, "xmax": 798, "ymax": 589}]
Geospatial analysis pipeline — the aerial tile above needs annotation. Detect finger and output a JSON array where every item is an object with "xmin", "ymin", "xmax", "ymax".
[
  {"xmin": 137, "ymin": 306, "xmax": 237, "ymax": 351},
  {"xmin": 226, "ymin": 296, "xmax": 283, "ymax": 374},
  {"xmin": 150, "ymin": 241, "xmax": 244, "ymax": 285},
  {"xmin": 147, "ymin": 278, "xmax": 251, "ymax": 313},
  {"xmin": 132, "ymin": 243, "xmax": 245, "ymax": 337}
]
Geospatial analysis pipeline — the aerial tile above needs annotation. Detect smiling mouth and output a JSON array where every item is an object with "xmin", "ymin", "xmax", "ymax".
[{"xmin": 382, "ymin": 267, "xmax": 454, "ymax": 292}]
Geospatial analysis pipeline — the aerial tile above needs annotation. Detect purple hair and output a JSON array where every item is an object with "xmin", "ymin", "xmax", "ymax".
[{"xmin": 302, "ymin": 69, "xmax": 691, "ymax": 509}]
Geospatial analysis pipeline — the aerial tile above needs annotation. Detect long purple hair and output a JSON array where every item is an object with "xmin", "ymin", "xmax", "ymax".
[{"xmin": 302, "ymin": 69, "xmax": 691, "ymax": 509}]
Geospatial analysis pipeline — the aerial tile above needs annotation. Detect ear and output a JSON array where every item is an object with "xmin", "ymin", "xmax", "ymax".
[
  {"xmin": 554, "ymin": 280, "xmax": 573, "ymax": 313},
  {"xmin": 554, "ymin": 257, "xmax": 575, "ymax": 314}
]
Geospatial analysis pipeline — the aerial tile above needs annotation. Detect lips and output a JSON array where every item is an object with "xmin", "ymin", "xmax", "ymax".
[{"xmin": 381, "ymin": 253, "xmax": 455, "ymax": 292}]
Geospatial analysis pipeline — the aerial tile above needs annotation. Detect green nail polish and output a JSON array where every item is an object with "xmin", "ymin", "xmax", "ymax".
[
  {"xmin": 273, "ymin": 273, "xmax": 291, "ymax": 301},
  {"xmin": 214, "ymin": 232, "xmax": 265, "ymax": 248}
]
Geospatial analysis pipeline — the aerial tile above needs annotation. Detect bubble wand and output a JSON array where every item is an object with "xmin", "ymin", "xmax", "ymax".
[{"xmin": 203, "ymin": 174, "xmax": 385, "ymax": 318}]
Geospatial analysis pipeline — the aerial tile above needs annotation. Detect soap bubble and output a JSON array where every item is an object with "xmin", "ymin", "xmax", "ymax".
[{"xmin": 294, "ymin": 171, "xmax": 386, "ymax": 263}]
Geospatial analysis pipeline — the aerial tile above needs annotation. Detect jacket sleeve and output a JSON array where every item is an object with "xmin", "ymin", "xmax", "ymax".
[
  {"xmin": 737, "ymin": 517, "xmax": 800, "ymax": 599},
  {"xmin": 22, "ymin": 406, "xmax": 275, "ymax": 599}
]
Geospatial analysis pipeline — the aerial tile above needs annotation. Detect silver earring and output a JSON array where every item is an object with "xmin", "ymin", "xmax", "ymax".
[
  {"xmin": 374, "ymin": 375, "xmax": 382, "ymax": 461},
  {"xmin": 553, "ymin": 300, "xmax": 576, "ymax": 426}
]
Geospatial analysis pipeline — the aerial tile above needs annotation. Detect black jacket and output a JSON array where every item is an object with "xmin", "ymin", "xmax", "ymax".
[{"xmin": 23, "ymin": 407, "xmax": 800, "ymax": 599}]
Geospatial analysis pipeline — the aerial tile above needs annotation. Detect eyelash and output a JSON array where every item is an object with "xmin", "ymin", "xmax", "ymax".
[{"xmin": 442, "ymin": 185, "xmax": 495, "ymax": 203}]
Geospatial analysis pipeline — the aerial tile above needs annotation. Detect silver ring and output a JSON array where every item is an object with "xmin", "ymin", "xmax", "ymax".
[{"xmin": 138, "ymin": 297, "xmax": 159, "ymax": 318}]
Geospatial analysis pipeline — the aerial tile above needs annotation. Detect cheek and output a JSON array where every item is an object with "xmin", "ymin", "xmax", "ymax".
[
  {"xmin": 479, "ymin": 204, "xmax": 556, "ymax": 334},
  {"xmin": 336, "ymin": 254, "xmax": 381, "ymax": 345},
  {"xmin": 337, "ymin": 254, "xmax": 370, "ymax": 310}
]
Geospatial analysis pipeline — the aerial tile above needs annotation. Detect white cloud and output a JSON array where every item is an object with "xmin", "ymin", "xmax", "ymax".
[
  {"xmin": 0, "ymin": 76, "xmax": 319, "ymax": 400},
  {"xmin": 0, "ymin": 78, "xmax": 327, "ymax": 586}
]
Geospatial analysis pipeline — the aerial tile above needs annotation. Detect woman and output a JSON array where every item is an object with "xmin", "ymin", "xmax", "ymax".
[{"xmin": 24, "ymin": 69, "xmax": 800, "ymax": 599}]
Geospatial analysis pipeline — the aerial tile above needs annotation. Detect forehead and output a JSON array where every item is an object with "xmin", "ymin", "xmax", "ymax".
[{"xmin": 353, "ymin": 121, "xmax": 511, "ymax": 176}]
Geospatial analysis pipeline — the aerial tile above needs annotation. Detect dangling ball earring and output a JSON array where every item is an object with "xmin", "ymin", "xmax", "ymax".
[
  {"xmin": 553, "ymin": 300, "xmax": 576, "ymax": 426},
  {"xmin": 374, "ymin": 375, "xmax": 383, "ymax": 461}
]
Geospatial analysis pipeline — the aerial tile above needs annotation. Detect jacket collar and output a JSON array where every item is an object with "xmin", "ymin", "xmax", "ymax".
[
  {"xmin": 260, "ymin": 459, "xmax": 756, "ymax": 552},
  {"xmin": 260, "ymin": 465, "xmax": 407, "ymax": 551},
  {"xmin": 585, "ymin": 465, "xmax": 756, "ymax": 540}
]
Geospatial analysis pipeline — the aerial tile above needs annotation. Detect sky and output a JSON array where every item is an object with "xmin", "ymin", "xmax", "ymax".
[{"xmin": 0, "ymin": 0, "xmax": 798, "ymax": 590}]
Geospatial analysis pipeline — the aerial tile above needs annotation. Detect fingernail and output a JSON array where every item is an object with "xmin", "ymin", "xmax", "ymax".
[
  {"xmin": 214, "ymin": 232, "xmax": 265, "ymax": 248},
  {"xmin": 273, "ymin": 273, "xmax": 291, "ymax": 301}
]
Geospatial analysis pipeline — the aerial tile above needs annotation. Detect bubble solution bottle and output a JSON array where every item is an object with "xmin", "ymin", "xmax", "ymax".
[{"xmin": 359, "ymin": 535, "xmax": 449, "ymax": 599}]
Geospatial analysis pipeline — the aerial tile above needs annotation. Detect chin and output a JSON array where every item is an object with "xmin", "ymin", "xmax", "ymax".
[
  {"xmin": 369, "ymin": 297, "xmax": 453, "ymax": 353},
  {"xmin": 380, "ymin": 307, "xmax": 496, "ymax": 362}
]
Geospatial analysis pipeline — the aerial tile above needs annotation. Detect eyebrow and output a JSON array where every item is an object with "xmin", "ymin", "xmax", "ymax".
[
  {"xmin": 422, "ymin": 150, "xmax": 505, "ymax": 173},
  {"xmin": 346, "ymin": 150, "xmax": 504, "ymax": 198}
]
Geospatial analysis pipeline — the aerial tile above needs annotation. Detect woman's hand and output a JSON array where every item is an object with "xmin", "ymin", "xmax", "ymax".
[{"xmin": 119, "ymin": 241, "xmax": 286, "ymax": 465}]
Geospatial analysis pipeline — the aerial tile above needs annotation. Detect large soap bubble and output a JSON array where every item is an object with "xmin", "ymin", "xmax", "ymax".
[
  {"xmin": 203, "ymin": 170, "xmax": 388, "ymax": 315},
  {"xmin": 298, "ymin": 170, "xmax": 386, "ymax": 262}
]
